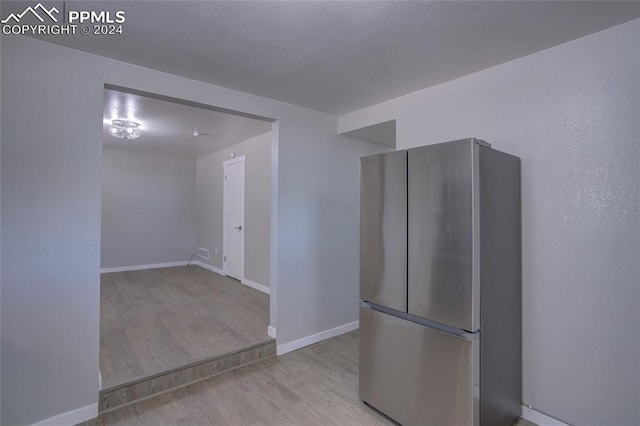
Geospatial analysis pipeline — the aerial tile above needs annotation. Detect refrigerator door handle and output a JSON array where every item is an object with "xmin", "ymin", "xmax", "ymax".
[{"xmin": 363, "ymin": 301, "xmax": 480, "ymax": 340}]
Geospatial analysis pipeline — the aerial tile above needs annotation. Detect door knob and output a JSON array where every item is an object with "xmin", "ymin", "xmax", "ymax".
[{"xmin": 234, "ymin": 226, "xmax": 242, "ymax": 231}]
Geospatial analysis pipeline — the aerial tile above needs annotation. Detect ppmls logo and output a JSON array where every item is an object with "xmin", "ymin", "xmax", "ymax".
[
  {"xmin": 2, "ymin": 2, "xmax": 126, "ymax": 36},
  {"xmin": 1, "ymin": 3, "xmax": 58, "ymax": 24}
]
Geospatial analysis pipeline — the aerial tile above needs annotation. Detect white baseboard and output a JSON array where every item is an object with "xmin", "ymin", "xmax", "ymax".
[
  {"xmin": 277, "ymin": 320, "xmax": 359, "ymax": 356},
  {"xmin": 267, "ymin": 325, "xmax": 277, "ymax": 338},
  {"xmin": 241, "ymin": 278, "xmax": 270, "ymax": 295},
  {"xmin": 192, "ymin": 262, "xmax": 269, "ymax": 296},
  {"xmin": 31, "ymin": 403, "xmax": 98, "ymax": 426},
  {"xmin": 192, "ymin": 260, "xmax": 225, "ymax": 275},
  {"xmin": 521, "ymin": 405, "xmax": 570, "ymax": 426},
  {"xmin": 101, "ymin": 261, "xmax": 189, "ymax": 273}
]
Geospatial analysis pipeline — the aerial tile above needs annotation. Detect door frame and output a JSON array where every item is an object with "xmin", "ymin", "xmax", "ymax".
[{"xmin": 222, "ymin": 155, "xmax": 246, "ymax": 280}]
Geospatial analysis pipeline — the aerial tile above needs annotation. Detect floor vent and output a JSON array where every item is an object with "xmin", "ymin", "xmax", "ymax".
[{"xmin": 197, "ymin": 247, "xmax": 210, "ymax": 260}]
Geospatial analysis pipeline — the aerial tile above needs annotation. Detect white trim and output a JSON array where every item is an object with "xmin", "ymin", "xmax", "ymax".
[
  {"xmin": 30, "ymin": 403, "xmax": 98, "ymax": 426},
  {"xmin": 222, "ymin": 154, "xmax": 247, "ymax": 167},
  {"xmin": 222, "ymin": 155, "xmax": 246, "ymax": 281},
  {"xmin": 276, "ymin": 321, "xmax": 359, "ymax": 356},
  {"xmin": 267, "ymin": 326, "xmax": 277, "ymax": 339},
  {"xmin": 269, "ymin": 122, "xmax": 279, "ymax": 358},
  {"xmin": 192, "ymin": 260, "xmax": 225, "ymax": 276},
  {"xmin": 241, "ymin": 278, "xmax": 270, "ymax": 295},
  {"xmin": 521, "ymin": 405, "xmax": 570, "ymax": 426},
  {"xmin": 101, "ymin": 261, "xmax": 188, "ymax": 273}
]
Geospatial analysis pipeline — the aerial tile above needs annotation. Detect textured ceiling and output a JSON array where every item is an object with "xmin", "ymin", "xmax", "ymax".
[
  {"xmin": 103, "ymin": 89, "xmax": 272, "ymax": 156},
  {"xmin": 20, "ymin": 1, "xmax": 640, "ymax": 115}
]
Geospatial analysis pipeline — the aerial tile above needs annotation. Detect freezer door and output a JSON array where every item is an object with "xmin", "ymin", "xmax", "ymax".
[
  {"xmin": 359, "ymin": 307, "xmax": 478, "ymax": 426},
  {"xmin": 408, "ymin": 139, "xmax": 479, "ymax": 331},
  {"xmin": 360, "ymin": 151, "xmax": 407, "ymax": 312}
]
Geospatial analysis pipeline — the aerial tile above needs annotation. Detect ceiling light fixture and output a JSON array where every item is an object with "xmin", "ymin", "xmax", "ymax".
[{"xmin": 110, "ymin": 119, "xmax": 141, "ymax": 140}]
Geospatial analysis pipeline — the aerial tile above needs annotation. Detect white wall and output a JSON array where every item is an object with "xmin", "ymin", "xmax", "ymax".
[
  {"xmin": 101, "ymin": 149, "xmax": 197, "ymax": 269},
  {"xmin": 339, "ymin": 19, "xmax": 640, "ymax": 426},
  {"xmin": 1, "ymin": 36, "xmax": 382, "ymax": 425},
  {"xmin": 196, "ymin": 131, "xmax": 271, "ymax": 287}
]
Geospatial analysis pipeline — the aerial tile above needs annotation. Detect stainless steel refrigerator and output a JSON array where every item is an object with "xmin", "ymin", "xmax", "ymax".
[{"xmin": 359, "ymin": 138, "xmax": 521, "ymax": 426}]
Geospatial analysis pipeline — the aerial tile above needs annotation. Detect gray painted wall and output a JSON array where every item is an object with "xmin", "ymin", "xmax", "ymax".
[
  {"xmin": 275, "ymin": 114, "xmax": 388, "ymax": 344},
  {"xmin": 0, "ymin": 30, "xmax": 3, "ymax": 421},
  {"xmin": 340, "ymin": 20, "xmax": 640, "ymax": 426},
  {"xmin": 1, "ymin": 36, "xmax": 382, "ymax": 424},
  {"xmin": 1, "ymin": 39, "xmax": 102, "ymax": 424},
  {"xmin": 101, "ymin": 149, "xmax": 197, "ymax": 268},
  {"xmin": 196, "ymin": 132, "xmax": 272, "ymax": 287}
]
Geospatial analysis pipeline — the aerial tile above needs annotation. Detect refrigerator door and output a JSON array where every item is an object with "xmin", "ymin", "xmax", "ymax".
[
  {"xmin": 360, "ymin": 307, "xmax": 478, "ymax": 426},
  {"xmin": 360, "ymin": 151, "xmax": 407, "ymax": 312},
  {"xmin": 408, "ymin": 139, "xmax": 479, "ymax": 331}
]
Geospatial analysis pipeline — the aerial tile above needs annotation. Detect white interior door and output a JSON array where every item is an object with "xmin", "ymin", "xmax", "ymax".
[{"xmin": 223, "ymin": 156, "xmax": 245, "ymax": 280}]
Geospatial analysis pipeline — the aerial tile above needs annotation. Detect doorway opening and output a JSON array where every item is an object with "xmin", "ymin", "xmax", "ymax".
[{"xmin": 99, "ymin": 85, "xmax": 277, "ymax": 408}]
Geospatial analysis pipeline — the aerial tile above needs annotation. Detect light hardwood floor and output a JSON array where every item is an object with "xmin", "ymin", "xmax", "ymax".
[
  {"xmin": 91, "ymin": 331, "xmax": 537, "ymax": 426},
  {"xmin": 101, "ymin": 265, "xmax": 270, "ymax": 388}
]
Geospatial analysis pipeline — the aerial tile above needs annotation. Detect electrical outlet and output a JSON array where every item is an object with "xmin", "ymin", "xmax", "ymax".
[{"xmin": 214, "ymin": 248, "xmax": 218, "ymax": 255}]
